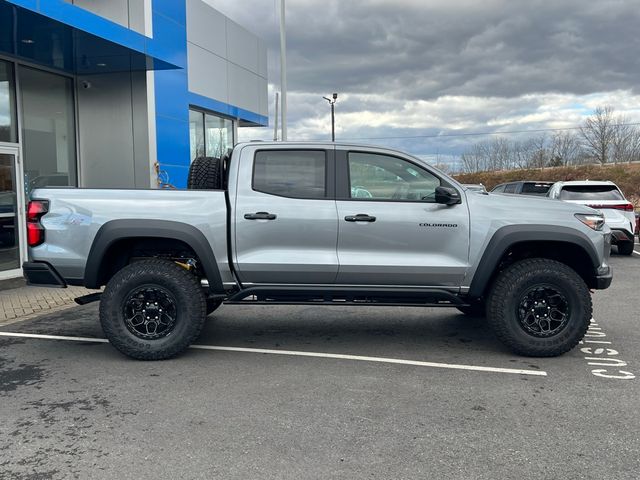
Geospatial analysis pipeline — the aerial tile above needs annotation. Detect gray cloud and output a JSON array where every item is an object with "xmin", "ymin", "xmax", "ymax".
[
  {"xmin": 205, "ymin": 0, "xmax": 640, "ymax": 166},
  {"xmin": 209, "ymin": 0, "xmax": 640, "ymax": 99}
]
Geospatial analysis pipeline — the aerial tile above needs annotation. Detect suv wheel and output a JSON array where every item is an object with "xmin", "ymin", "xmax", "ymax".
[
  {"xmin": 487, "ymin": 258, "xmax": 591, "ymax": 357},
  {"xmin": 100, "ymin": 259, "xmax": 206, "ymax": 360},
  {"xmin": 617, "ymin": 242, "xmax": 634, "ymax": 256}
]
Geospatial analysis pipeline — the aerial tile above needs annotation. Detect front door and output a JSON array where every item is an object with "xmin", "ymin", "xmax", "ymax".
[
  {"xmin": 233, "ymin": 147, "xmax": 338, "ymax": 285},
  {"xmin": 335, "ymin": 149, "xmax": 470, "ymax": 288},
  {"xmin": 0, "ymin": 146, "xmax": 25, "ymax": 278}
]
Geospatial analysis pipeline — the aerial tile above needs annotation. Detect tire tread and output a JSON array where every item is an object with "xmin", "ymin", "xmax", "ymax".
[{"xmin": 487, "ymin": 258, "xmax": 591, "ymax": 357}]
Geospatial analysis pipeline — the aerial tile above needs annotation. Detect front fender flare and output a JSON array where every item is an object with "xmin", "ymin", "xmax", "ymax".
[{"xmin": 467, "ymin": 224, "xmax": 600, "ymax": 297}]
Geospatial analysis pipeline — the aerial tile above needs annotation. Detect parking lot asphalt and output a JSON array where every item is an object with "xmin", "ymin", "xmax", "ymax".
[{"xmin": 1, "ymin": 248, "xmax": 639, "ymax": 479}]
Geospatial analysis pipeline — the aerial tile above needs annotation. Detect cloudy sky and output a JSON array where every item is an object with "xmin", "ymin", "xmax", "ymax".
[{"xmin": 205, "ymin": 0, "xmax": 640, "ymax": 168}]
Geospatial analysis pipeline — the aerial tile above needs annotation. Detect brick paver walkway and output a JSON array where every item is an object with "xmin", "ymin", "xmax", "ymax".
[{"xmin": 0, "ymin": 285, "xmax": 96, "ymax": 325}]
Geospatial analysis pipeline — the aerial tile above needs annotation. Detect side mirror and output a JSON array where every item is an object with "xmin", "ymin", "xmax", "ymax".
[{"xmin": 435, "ymin": 186, "xmax": 461, "ymax": 205}]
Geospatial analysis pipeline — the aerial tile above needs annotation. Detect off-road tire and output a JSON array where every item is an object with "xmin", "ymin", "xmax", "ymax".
[
  {"xmin": 487, "ymin": 258, "xmax": 591, "ymax": 357},
  {"xmin": 617, "ymin": 242, "xmax": 634, "ymax": 256},
  {"xmin": 100, "ymin": 259, "xmax": 206, "ymax": 360},
  {"xmin": 206, "ymin": 298, "xmax": 223, "ymax": 315},
  {"xmin": 187, "ymin": 156, "xmax": 223, "ymax": 190}
]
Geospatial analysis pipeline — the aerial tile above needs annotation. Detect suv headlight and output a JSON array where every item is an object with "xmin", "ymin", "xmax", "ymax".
[{"xmin": 575, "ymin": 213, "xmax": 605, "ymax": 231}]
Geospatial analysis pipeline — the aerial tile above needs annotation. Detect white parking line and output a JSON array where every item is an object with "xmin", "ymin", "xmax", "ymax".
[
  {"xmin": 0, "ymin": 331, "xmax": 547, "ymax": 377},
  {"xmin": 633, "ymin": 250, "xmax": 640, "ymax": 256}
]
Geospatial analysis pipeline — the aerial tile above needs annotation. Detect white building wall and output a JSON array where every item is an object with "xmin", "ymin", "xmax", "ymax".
[
  {"xmin": 186, "ymin": 0, "xmax": 268, "ymax": 121},
  {"xmin": 64, "ymin": 0, "xmax": 147, "ymax": 35}
]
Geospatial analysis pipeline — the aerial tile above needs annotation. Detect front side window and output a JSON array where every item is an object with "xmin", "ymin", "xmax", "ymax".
[
  {"xmin": 503, "ymin": 183, "xmax": 517, "ymax": 193},
  {"xmin": 348, "ymin": 152, "xmax": 440, "ymax": 201},
  {"xmin": 253, "ymin": 150, "xmax": 326, "ymax": 199}
]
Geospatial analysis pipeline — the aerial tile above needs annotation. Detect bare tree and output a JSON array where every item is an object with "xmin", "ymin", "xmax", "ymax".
[
  {"xmin": 580, "ymin": 105, "xmax": 616, "ymax": 164},
  {"xmin": 550, "ymin": 131, "xmax": 581, "ymax": 165}
]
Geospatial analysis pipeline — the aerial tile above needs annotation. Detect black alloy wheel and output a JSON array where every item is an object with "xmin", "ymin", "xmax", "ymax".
[
  {"xmin": 123, "ymin": 285, "xmax": 178, "ymax": 340},
  {"xmin": 100, "ymin": 259, "xmax": 206, "ymax": 360},
  {"xmin": 517, "ymin": 285, "xmax": 570, "ymax": 337},
  {"xmin": 487, "ymin": 258, "xmax": 591, "ymax": 357}
]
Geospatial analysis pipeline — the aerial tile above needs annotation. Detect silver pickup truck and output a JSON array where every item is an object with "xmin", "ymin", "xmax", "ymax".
[{"xmin": 23, "ymin": 142, "xmax": 612, "ymax": 360}]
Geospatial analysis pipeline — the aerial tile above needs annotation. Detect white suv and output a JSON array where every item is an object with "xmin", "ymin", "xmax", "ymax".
[{"xmin": 548, "ymin": 180, "xmax": 636, "ymax": 255}]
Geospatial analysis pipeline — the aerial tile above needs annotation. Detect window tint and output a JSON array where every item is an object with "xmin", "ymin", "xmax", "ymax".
[
  {"xmin": 503, "ymin": 183, "xmax": 517, "ymax": 193},
  {"xmin": 521, "ymin": 183, "xmax": 552, "ymax": 195},
  {"xmin": 253, "ymin": 150, "xmax": 326, "ymax": 199},
  {"xmin": 559, "ymin": 185, "xmax": 623, "ymax": 201},
  {"xmin": 348, "ymin": 152, "xmax": 441, "ymax": 201}
]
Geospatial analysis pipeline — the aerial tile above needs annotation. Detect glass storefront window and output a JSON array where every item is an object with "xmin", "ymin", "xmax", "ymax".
[
  {"xmin": 0, "ymin": 61, "xmax": 17, "ymax": 143},
  {"xmin": 189, "ymin": 108, "xmax": 234, "ymax": 161},
  {"xmin": 19, "ymin": 66, "xmax": 77, "ymax": 195},
  {"xmin": 189, "ymin": 109, "xmax": 205, "ymax": 160},
  {"xmin": 205, "ymin": 113, "xmax": 233, "ymax": 158}
]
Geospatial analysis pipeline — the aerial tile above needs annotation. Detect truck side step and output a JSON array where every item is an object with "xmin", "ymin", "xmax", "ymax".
[
  {"xmin": 224, "ymin": 286, "xmax": 467, "ymax": 307},
  {"xmin": 74, "ymin": 292, "xmax": 103, "ymax": 305}
]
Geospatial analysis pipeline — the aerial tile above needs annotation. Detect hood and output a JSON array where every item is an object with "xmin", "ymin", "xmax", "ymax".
[{"xmin": 471, "ymin": 191, "xmax": 596, "ymax": 219}]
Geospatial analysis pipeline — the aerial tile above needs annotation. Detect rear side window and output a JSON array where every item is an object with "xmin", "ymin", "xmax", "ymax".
[
  {"xmin": 559, "ymin": 185, "xmax": 623, "ymax": 201},
  {"xmin": 504, "ymin": 183, "xmax": 517, "ymax": 193},
  {"xmin": 253, "ymin": 150, "xmax": 326, "ymax": 199},
  {"xmin": 521, "ymin": 183, "xmax": 552, "ymax": 195}
]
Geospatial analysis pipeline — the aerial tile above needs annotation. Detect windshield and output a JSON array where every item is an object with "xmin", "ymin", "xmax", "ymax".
[{"xmin": 559, "ymin": 185, "xmax": 623, "ymax": 201}]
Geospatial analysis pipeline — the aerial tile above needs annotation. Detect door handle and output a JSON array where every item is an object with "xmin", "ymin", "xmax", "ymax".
[
  {"xmin": 244, "ymin": 212, "xmax": 277, "ymax": 220},
  {"xmin": 344, "ymin": 214, "xmax": 376, "ymax": 222}
]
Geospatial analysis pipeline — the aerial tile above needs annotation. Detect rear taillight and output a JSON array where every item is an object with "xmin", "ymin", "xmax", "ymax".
[
  {"xmin": 587, "ymin": 203, "xmax": 634, "ymax": 212},
  {"xmin": 27, "ymin": 200, "xmax": 49, "ymax": 247}
]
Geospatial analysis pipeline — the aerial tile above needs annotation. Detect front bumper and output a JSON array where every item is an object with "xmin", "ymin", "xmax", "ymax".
[
  {"xmin": 22, "ymin": 262, "xmax": 67, "ymax": 288},
  {"xmin": 595, "ymin": 265, "xmax": 613, "ymax": 289}
]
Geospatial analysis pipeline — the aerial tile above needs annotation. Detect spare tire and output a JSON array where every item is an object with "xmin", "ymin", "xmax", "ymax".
[{"xmin": 187, "ymin": 156, "xmax": 223, "ymax": 189}]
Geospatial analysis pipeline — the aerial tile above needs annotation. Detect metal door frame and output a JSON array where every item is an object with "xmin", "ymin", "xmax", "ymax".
[{"xmin": 0, "ymin": 143, "xmax": 26, "ymax": 280}]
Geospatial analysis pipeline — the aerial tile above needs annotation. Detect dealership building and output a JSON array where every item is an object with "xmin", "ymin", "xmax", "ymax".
[{"xmin": 0, "ymin": 0, "xmax": 268, "ymax": 278}]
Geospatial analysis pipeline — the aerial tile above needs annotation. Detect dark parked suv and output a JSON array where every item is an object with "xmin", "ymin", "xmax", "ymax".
[{"xmin": 491, "ymin": 181, "xmax": 554, "ymax": 196}]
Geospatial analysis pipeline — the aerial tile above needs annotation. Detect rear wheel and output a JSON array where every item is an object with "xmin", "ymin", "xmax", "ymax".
[
  {"xmin": 617, "ymin": 241, "xmax": 634, "ymax": 256},
  {"xmin": 100, "ymin": 259, "xmax": 206, "ymax": 360},
  {"xmin": 487, "ymin": 258, "xmax": 591, "ymax": 357}
]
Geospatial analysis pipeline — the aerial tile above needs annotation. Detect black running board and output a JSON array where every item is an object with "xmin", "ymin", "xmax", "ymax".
[
  {"xmin": 74, "ymin": 292, "xmax": 102, "ymax": 305},
  {"xmin": 224, "ymin": 286, "xmax": 467, "ymax": 307}
]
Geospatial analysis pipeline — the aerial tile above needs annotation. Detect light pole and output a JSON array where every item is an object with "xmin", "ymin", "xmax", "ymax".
[
  {"xmin": 279, "ymin": 0, "xmax": 287, "ymax": 141},
  {"xmin": 323, "ymin": 93, "xmax": 338, "ymax": 142}
]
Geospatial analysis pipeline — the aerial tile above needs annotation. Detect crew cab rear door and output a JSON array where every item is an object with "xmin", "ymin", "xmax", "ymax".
[
  {"xmin": 232, "ymin": 146, "xmax": 338, "ymax": 284},
  {"xmin": 334, "ymin": 148, "xmax": 470, "ymax": 287}
]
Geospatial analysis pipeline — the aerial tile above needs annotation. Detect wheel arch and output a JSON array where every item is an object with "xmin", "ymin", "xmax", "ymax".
[
  {"xmin": 468, "ymin": 225, "xmax": 600, "ymax": 298},
  {"xmin": 84, "ymin": 219, "xmax": 224, "ymax": 293}
]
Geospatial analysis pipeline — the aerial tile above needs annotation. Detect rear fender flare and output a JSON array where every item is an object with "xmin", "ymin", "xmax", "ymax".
[{"xmin": 84, "ymin": 219, "xmax": 224, "ymax": 293}]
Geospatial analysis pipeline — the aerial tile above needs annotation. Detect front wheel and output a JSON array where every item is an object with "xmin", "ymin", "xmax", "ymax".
[
  {"xmin": 487, "ymin": 258, "xmax": 591, "ymax": 357},
  {"xmin": 100, "ymin": 259, "xmax": 206, "ymax": 360}
]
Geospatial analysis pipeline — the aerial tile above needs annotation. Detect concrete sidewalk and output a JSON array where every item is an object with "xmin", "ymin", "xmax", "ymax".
[{"xmin": 0, "ymin": 282, "xmax": 94, "ymax": 325}]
